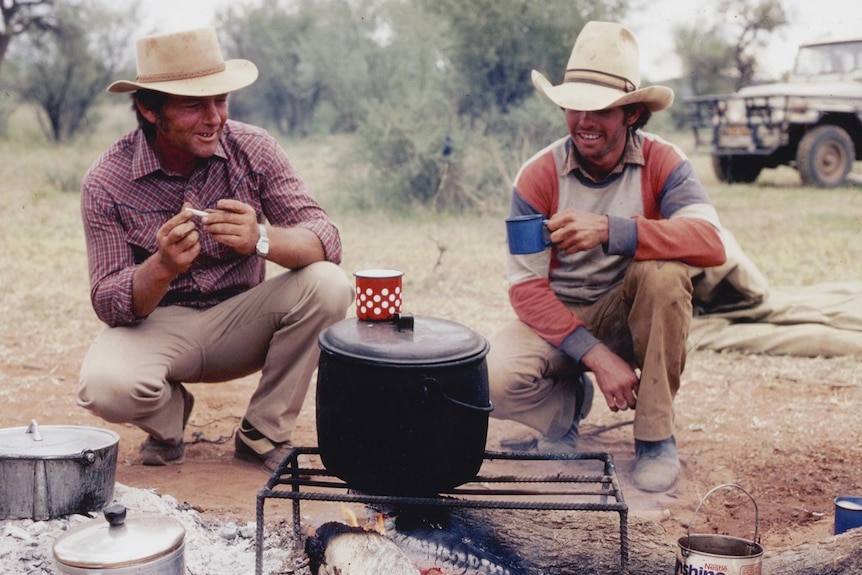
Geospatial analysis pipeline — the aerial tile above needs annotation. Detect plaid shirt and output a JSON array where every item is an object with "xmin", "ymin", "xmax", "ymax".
[{"xmin": 81, "ymin": 120, "xmax": 343, "ymax": 327}]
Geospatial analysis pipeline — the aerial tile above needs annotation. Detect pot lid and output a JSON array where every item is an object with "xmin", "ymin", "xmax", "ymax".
[
  {"xmin": 0, "ymin": 421, "xmax": 119, "ymax": 458},
  {"xmin": 319, "ymin": 315, "xmax": 489, "ymax": 365},
  {"xmin": 53, "ymin": 505, "xmax": 185, "ymax": 568}
]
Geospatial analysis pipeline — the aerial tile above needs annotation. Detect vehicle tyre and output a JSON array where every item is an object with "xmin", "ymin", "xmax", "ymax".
[
  {"xmin": 796, "ymin": 125, "xmax": 855, "ymax": 187},
  {"xmin": 711, "ymin": 154, "xmax": 764, "ymax": 183}
]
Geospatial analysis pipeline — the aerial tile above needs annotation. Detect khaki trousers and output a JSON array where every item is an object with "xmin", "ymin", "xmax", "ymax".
[
  {"xmin": 487, "ymin": 260, "xmax": 692, "ymax": 442},
  {"xmin": 77, "ymin": 261, "xmax": 353, "ymax": 445}
]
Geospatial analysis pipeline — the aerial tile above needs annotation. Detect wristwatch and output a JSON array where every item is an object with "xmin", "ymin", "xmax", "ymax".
[{"xmin": 255, "ymin": 224, "xmax": 270, "ymax": 257}]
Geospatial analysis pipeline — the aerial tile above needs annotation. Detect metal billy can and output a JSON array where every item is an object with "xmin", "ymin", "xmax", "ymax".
[{"xmin": 676, "ymin": 484, "xmax": 764, "ymax": 575}]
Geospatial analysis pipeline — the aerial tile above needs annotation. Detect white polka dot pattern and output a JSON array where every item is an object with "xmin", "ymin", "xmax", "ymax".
[{"xmin": 353, "ymin": 269, "xmax": 404, "ymax": 321}]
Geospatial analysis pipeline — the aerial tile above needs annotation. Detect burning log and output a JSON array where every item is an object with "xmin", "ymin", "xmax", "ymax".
[
  {"xmin": 305, "ymin": 522, "xmax": 420, "ymax": 575},
  {"xmin": 306, "ymin": 509, "xmax": 520, "ymax": 575},
  {"xmin": 305, "ymin": 508, "xmax": 862, "ymax": 575}
]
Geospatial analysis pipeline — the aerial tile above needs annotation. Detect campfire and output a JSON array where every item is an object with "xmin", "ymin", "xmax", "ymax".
[{"xmin": 254, "ymin": 447, "xmax": 629, "ymax": 575}]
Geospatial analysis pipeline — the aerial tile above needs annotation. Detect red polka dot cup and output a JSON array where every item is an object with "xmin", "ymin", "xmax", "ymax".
[{"xmin": 354, "ymin": 269, "xmax": 404, "ymax": 321}]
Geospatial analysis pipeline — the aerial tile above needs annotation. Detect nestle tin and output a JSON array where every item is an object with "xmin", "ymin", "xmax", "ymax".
[{"xmin": 677, "ymin": 484, "xmax": 764, "ymax": 575}]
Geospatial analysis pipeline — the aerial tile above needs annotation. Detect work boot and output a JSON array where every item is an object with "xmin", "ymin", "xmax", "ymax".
[
  {"xmin": 139, "ymin": 436, "xmax": 186, "ymax": 466},
  {"xmin": 535, "ymin": 372, "xmax": 594, "ymax": 453},
  {"xmin": 234, "ymin": 419, "xmax": 293, "ymax": 474},
  {"xmin": 139, "ymin": 383, "xmax": 194, "ymax": 466},
  {"xmin": 574, "ymin": 371, "xmax": 594, "ymax": 421},
  {"xmin": 504, "ymin": 372, "xmax": 595, "ymax": 454},
  {"xmin": 633, "ymin": 436, "xmax": 679, "ymax": 492}
]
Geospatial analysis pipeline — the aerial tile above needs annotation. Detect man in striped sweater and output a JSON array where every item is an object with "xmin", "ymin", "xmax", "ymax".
[{"xmin": 488, "ymin": 21, "xmax": 726, "ymax": 492}]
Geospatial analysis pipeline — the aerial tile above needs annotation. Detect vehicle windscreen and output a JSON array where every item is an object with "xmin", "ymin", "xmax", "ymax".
[{"xmin": 794, "ymin": 41, "xmax": 862, "ymax": 76}]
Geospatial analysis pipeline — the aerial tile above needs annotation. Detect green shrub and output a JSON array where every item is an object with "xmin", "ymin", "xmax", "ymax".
[{"xmin": 344, "ymin": 93, "xmax": 567, "ymax": 214}]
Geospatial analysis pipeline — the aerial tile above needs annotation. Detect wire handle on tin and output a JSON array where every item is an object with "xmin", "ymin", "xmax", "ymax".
[{"xmin": 688, "ymin": 483, "xmax": 760, "ymax": 544}]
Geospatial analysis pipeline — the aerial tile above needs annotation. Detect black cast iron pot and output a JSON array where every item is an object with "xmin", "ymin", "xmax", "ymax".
[{"xmin": 316, "ymin": 314, "xmax": 492, "ymax": 496}]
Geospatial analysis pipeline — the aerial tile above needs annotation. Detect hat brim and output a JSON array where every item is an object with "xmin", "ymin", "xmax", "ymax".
[
  {"xmin": 107, "ymin": 59, "xmax": 259, "ymax": 96},
  {"xmin": 531, "ymin": 70, "xmax": 673, "ymax": 112}
]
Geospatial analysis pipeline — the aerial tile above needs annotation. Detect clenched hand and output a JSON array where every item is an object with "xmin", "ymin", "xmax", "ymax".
[{"xmin": 546, "ymin": 209, "xmax": 609, "ymax": 255}]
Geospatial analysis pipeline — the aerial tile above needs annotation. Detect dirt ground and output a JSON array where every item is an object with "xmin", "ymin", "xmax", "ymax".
[{"xmin": 4, "ymin": 345, "xmax": 860, "ymax": 555}]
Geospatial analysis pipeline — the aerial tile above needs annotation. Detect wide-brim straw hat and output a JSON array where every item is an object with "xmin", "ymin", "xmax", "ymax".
[
  {"xmin": 532, "ymin": 21, "xmax": 673, "ymax": 112},
  {"xmin": 108, "ymin": 27, "xmax": 258, "ymax": 96}
]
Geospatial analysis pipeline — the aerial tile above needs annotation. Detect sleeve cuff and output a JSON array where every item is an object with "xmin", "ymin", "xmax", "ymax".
[
  {"xmin": 606, "ymin": 214, "xmax": 637, "ymax": 256},
  {"xmin": 559, "ymin": 326, "xmax": 601, "ymax": 363}
]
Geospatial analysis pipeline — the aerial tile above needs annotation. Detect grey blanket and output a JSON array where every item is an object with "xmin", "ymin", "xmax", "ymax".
[{"xmin": 689, "ymin": 230, "xmax": 862, "ymax": 357}]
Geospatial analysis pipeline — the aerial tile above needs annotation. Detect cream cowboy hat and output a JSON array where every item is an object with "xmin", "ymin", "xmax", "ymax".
[
  {"xmin": 532, "ymin": 21, "xmax": 673, "ymax": 112},
  {"xmin": 108, "ymin": 27, "xmax": 258, "ymax": 96}
]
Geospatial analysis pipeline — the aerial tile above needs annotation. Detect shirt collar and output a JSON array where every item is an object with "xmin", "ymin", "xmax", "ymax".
[
  {"xmin": 562, "ymin": 129, "xmax": 645, "ymax": 180},
  {"xmin": 130, "ymin": 129, "xmax": 228, "ymax": 180}
]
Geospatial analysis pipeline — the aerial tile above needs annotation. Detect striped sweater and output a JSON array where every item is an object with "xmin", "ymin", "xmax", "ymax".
[{"xmin": 507, "ymin": 130, "xmax": 726, "ymax": 361}]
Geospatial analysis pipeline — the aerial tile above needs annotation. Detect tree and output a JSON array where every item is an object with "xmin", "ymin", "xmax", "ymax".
[
  {"xmin": 673, "ymin": 24, "xmax": 736, "ymax": 96},
  {"xmin": 0, "ymin": 0, "xmax": 55, "ymax": 77},
  {"xmin": 295, "ymin": 0, "xmax": 387, "ymax": 133},
  {"xmin": 219, "ymin": 0, "xmax": 384, "ymax": 136},
  {"xmin": 219, "ymin": 1, "xmax": 323, "ymax": 135},
  {"xmin": 344, "ymin": 0, "xmax": 634, "ymax": 211},
  {"xmin": 13, "ymin": 0, "xmax": 137, "ymax": 141},
  {"xmin": 675, "ymin": 0, "xmax": 789, "ymax": 96},
  {"xmin": 718, "ymin": 0, "xmax": 788, "ymax": 88},
  {"xmin": 419, "ymin": 0, "xmax": 629, "ymax": 120}
]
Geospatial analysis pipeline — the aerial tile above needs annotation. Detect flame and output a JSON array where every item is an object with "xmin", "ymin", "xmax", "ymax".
[
  {"xmin": 339, "ymin": 506, "xmax": 387, "ymax": 535},
  {"xmin": 341, "ymin": 505, "xmax": 360, "ymax": 528}
]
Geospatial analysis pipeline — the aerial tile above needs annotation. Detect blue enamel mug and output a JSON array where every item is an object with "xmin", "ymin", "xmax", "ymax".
[
  {"xmin": 506, "ymin": 214, "xmax": 551, "ymax": 255},
  {"xmin": 835, "ymin": 496, "xmax": 862, "ymax": 534}
]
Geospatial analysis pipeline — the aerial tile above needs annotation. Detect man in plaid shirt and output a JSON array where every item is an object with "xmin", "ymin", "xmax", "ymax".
[{"xmin": 77, "ymin": 28, "xmax": 353, "ymax": 473}]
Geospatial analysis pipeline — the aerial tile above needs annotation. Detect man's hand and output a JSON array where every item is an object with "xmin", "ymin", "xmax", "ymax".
[
  {"xmin": 547, "ymin": 209, "xmax": 609, "ymax": 255},
  {"xmin": 155, "ymin": 205, "xmax": 201, "ymax": 275},
  {"xmin": 132, "ymin": 204, "xmax": 202, "ymax": 318},
  {"xmin": 581, "ymin": 343, "xmax": 639, "ymax": 412},
  {"xmin": 201, "ymin": 199, "xmax": 260, "ymax": 255}
]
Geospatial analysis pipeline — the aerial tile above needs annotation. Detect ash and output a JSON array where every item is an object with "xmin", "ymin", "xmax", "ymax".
[{"xmin": 0, "ymin": 483, "xmax": 303, "ymax": 574}]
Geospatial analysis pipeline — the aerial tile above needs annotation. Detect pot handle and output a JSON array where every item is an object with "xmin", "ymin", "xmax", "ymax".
[
  {"xmin": 394, "ymin": 312, "xmax": 414, "ymax": 331},
  {"xmin": 422, "ymin": 377, "xmax": 494, "ymax": 412},
  {"xmin": 76, "ymin": 449, "xmax": 97, "ymax": 466},
  {"xmin": 687, "ymin": 483, "xmax": 760, "ymax": 544},
  {"xmin": 104, "ymin": 504, "xmax": 127, "ymax": 527}
]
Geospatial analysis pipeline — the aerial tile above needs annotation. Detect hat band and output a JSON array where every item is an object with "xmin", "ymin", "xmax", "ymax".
[
  {"xmin": 137, "ymin": 62, "xmax": 227, "ymax": 84},
  {"xmin": 564, "ymin": 69, "xmax": 636, "ymax": 93}
]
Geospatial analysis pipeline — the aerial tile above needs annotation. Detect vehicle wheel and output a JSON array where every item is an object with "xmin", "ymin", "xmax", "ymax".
[
  {"xmin": 711, "ymin": 154, "xmax": 763, "ymax": 183},
  {"xmin": 796, "ymin": 125, "xmax": 855, "ymax": 187}
]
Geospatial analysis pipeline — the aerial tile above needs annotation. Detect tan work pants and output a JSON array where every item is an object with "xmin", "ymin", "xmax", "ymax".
[
  {"xmin": 77, "ymin": 262, "xmax": 353, "ymax": 445},
  {"xmin": 487, "ymin": 260, "xmax": 692, "ymax": 442}
]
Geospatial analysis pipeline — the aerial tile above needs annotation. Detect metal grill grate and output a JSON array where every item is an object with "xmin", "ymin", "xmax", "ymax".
[{"xmin": 255, "ymin": 448, "xmax": 629, "ymax": 575}]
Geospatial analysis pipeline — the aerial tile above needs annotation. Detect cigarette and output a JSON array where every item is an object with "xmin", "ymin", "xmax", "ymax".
[{"xmin": 185, "ymin": 208, "xmax": 208, "ymax": 218}]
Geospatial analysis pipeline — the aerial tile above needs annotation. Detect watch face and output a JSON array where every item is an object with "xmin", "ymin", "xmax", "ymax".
[
  {"xmin": 256, "ymin": 238, "xmax": 269, "ymax": 256},
  {"xmin": 256, "ymin": 225, "xmax": 269, "ymax": 256}
]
